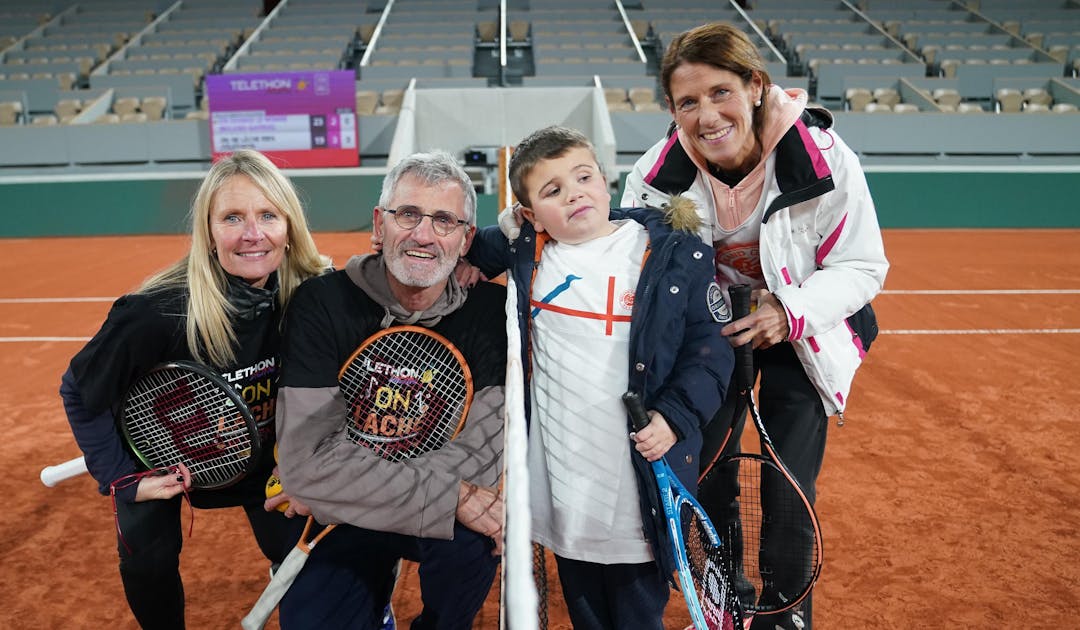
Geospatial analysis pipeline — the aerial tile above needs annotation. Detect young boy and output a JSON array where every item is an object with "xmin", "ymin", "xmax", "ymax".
[{"xmin": 469, "ymin": 126, "xmax": 734, "ymax": 628}]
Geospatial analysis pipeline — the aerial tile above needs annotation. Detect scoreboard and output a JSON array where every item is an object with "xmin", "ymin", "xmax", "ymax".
[{"xmin": 206, "ymin": 70, "xmax": 358, "ymax": 168}]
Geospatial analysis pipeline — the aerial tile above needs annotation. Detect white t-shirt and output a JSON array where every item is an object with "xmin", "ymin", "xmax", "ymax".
[{"xmin": 528, "ymin": 219, "xmax": 654, "ymax": 564}]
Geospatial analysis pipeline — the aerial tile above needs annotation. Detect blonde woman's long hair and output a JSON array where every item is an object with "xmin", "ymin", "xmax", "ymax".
[{"xmin": 140, "ymin": 149, "xmax": 330, "ymax": 367}]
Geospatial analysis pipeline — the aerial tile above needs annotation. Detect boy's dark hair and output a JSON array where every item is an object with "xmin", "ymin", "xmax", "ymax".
[{"xmin": 508, "ymin": 125, "xmax": 602, "ymax": 207}]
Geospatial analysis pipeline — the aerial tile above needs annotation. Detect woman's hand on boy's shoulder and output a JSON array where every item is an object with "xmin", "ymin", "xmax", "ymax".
[{"xmin": 498, "ymin": 203, "xmax": 525, "ymax": 240}]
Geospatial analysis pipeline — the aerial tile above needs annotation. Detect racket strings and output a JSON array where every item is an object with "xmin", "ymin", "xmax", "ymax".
[
  {"xmin": 681, "ymin": 504, "xmax": 742, "ymax": 630},
  {"xmin": 340, "ymin": 332, "xmax": 470, "ymax": 463},
  {"xmin": 124, "ymin": 368, "xmax": 254, "ymax": 487},
  {"xmin": 724, "ymin": 456, "xmax": 820, "ymax": 614}
]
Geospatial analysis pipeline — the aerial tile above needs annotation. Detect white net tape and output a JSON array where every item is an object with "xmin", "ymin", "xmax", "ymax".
[{"xmin": 501, "ymin": 274, "xmax": 540, "ymax": 630}]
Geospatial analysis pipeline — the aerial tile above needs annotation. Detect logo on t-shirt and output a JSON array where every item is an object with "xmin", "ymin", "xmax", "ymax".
[{"xmin": 715, "ymin": 241, "xmax": 761, "ymax": 279}]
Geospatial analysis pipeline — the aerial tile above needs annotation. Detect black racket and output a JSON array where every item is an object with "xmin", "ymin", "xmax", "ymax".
[
  {"xmin": 700, "ymin": 284, "xmax": 823, "ymax": 620},
  {"xmin": 244, "ymin": 325, "xmax": 474, "ymax": 630},
  {"xmin": 120, "ymin": 360, "xmax": 260, "ymax": 490}
]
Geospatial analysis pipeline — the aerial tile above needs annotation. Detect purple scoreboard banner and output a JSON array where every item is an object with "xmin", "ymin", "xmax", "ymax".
[{"xmin": 206, "ymin": 70, "xmax": 358, "ymax": 168}]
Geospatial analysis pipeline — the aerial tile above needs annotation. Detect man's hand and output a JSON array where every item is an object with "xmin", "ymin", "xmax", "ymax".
[
  {"xmin": 456, "ymin": 481, "xmax": 504, "ymax": 555},
  {"xmin": 263, "ymin": 466, "xmax": 312, "ymax": 518}
]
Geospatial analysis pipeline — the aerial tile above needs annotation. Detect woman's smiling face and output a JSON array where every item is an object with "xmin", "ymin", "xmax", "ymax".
[
  {"xmin": 208, "ymin": 175, "xmax": 288, "ymax": 288},
  {"xmin": 667, "ymin": 62, "xmax": 763, "ymax": 175}
]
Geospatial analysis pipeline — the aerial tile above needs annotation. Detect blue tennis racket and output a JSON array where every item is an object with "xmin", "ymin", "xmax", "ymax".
[{"xmin": 623, "ymin": 391, "xmax": 742, "ymax": 629}]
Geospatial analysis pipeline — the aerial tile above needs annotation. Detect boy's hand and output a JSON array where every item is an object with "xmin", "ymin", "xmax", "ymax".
[{"xmin": 630, "ymin": 410, "xmax": 677, "ymax": 462}]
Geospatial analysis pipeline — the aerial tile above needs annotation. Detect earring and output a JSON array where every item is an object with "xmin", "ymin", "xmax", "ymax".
[
  {"xmin": 285, "ymin": 243, "xmax": 291, "ymax": 251},
  {"xmin": 755, "ymin": 99, "xmax": 762, "ymax": 107}
]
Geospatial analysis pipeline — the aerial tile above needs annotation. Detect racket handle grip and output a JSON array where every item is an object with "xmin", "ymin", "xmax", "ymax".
[
  {"xmin": 728, "ymin": 283, "xmax": 755, "ymax": 393},
  {"xmin": 40, "ymin": 456, "xmax": 88, "ymax": 487},
  {"xmin": 622, "ymin": 391, "xmax": 651, "ymax": 432}
]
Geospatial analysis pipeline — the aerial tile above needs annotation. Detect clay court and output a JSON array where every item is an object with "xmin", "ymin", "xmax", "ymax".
[{"xmin": 2, "ymin": 228, "xmax": 1078, "ymax": 628}]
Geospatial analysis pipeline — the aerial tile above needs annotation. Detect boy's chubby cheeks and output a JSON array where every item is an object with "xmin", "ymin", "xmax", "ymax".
[{"xmin": 520, "ymin": 146, "xmax": 616, "ymax": 245}]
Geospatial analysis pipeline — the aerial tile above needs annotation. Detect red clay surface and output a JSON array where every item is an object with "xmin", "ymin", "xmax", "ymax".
[{"xmin": 2, "ymin": 229, "xmax": 1078, "ymax": 628}]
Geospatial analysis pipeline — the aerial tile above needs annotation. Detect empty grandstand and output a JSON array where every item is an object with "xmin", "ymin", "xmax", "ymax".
[{"xmin": 1, "ymin": 0, "xmax": 1077, "ymax": 234}]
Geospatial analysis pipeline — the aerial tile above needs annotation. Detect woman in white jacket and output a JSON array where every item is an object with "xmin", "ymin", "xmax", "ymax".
[{"xmin": 621, "ymin": 22, "xmax": 888, "ymax": 630}]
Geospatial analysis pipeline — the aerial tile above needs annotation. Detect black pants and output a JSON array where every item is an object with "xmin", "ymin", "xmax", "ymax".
[
  {"xmin": 278, "ymin": 521, "xmax": 499, "ymax": 630},
  {"xmin": 115, "ymin": 491, "xmax": 294, "ymax": 630},
  {"xmin": 699, "ymin": 342, "xmax": 826, "ymax": 630},
  {"xmin": 553, "ymin": 555, "xmax": 669, "ymax": 630}
]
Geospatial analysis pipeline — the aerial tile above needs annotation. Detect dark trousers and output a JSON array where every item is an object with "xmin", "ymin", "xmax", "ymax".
[
  {"xmin": 115, "ymin": 494, "xmax": 294, "ymax": 630},
  {"xmin": 279, "ymin": 521, "xmax": 499, "ymax": 630},
  {"xmin": 700, "ymin": 342, "xmax": 826, "ymax": 630},
  {"xmin": 553, "ymin": 555, "xmax": 669, "ymax": 630}
]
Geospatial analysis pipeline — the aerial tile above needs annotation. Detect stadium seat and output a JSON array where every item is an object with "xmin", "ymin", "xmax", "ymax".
[
  {"xmin": 995, "ymin": 88, "xmax": 1023, "ymax": 113},
  {"xmin": 872, "ymin": 87, "xmax": 901, "ymax": 107},
  {"xmin": 355, "ymin": 90, "xmax": 379, "ymax": 116},
  {"xmin": 0, "ymin": 101, "xmax": 23, "ymax": 126},
  {"xmin": 509, "ymin": 21, "xmax": 529, "ymax": 43},
  {"xmin": 113, "ymin": 97, "xmax": 141, "ymax": 116},
  {"xmin": 477, "ymin": 21, "xmax": 498, "ymax": 43},
  {"xmin": 54, "ymin": 99, "xmax": 82, "ymax": 118},
  {"xmin": 932, "ymin": 88, "xmax": 962, "ymax": 109},
  {"xmin": 1023, "ymin": 88, "xmax": 1052, "ymax": 108},
  {"xmin": 628, "ymin": 86, "xmax": 657, "ymax": 109},
  {"xmin": 603, "ymin": 87, "xmax": 628, "ymax": 107},
  {"xmin": 141, "ymin": 96, "xmax": 168, "ymax": 120},
  {"xmin": 845, "ymin": 87, "xmax": 873, "ymax": 112}
]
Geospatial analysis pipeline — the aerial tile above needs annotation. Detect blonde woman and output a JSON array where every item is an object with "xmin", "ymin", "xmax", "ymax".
[{"xmin": 59, "ymin": 150, "xmax": 329, "ymax": 629}]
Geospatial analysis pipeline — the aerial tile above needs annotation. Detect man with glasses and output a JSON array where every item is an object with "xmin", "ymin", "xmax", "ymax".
[{"xmin": 273, "ymin": 151, "xmax": 507, "ymax": 629}]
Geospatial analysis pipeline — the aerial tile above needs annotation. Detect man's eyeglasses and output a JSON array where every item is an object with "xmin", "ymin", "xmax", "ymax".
[{"xmin": 380, "ymin": 206, "xmax": 469, "ymax": 237}]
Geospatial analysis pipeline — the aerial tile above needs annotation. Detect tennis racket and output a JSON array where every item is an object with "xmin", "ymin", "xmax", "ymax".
[
  {"xmin": 41, "ymin": 361, "xmax": 261, "ymax": 489},
  {"xmin": 243, "ymin": 325, "xmax": 474, "ymax": 630},
  {"xmin": 700, "ymin": 284, "xmax": 823, "ymax": 620},
  {"xmin": 622, "ymin": 391, "xmax": 742, "ymax": 630},
  {"xmin": 120, "ymin": 360, "xmax": 261, "ymax": 489}
]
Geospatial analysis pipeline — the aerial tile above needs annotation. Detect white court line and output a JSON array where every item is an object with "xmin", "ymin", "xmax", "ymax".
[
  {"xmin": 0, "ymin": 297, "xmax": 115, "ymax": 303},
  {"xmin": 3, "ymin": 292, "xmax": 1078, "ymax": 340},
  {"xmin": 0, "ymin": 337, "xmax": 92, "ymax": 342}
]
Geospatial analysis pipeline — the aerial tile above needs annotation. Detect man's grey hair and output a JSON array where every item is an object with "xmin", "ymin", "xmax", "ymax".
[{"xmin": 379, "ymin": 151, "xmax": 477, "ymax": 226}]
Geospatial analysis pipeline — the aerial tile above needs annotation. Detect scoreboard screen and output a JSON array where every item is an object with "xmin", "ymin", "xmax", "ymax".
[{"xmin": 206, "ymin": 70, "xmax": 358, "ymax": 168}]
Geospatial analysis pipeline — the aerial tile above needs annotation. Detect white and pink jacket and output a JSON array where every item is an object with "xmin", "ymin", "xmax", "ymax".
[{"xmin": 622, "ymin": 86, "xmax": 889, "ymax": 416}]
